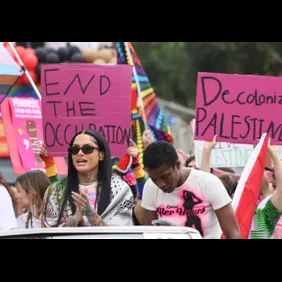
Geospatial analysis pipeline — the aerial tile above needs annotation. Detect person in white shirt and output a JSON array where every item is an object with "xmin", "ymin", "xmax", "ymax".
[
  {"xmin": 141, "ymin": 141, "xmax": 241, "ymax": 239},
  {"xmin": 15, "ymin": 170, "xmax": 51, "ymax": 229},
  {"xmin": 0, "ymin": 176, "xmax": 17, "ymax": 230}
]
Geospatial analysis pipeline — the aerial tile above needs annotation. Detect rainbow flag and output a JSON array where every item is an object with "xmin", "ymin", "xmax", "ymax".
[
  {"xmin": 115, "ymin": 42, "xmax": 173, "ymax": 165},
  {"xmin": 0, "ymin": 43, "xmax": 22, "ymax": 104}
]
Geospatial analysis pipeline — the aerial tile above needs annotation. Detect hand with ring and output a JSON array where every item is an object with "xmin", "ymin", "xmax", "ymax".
[{"xmin": 71, "ymin": 190, "xmax": 95, "ymax": 218}]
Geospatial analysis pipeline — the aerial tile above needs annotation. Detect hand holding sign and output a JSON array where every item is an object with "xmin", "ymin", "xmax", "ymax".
[
  {"xmin": 40, "ymin": 143, "xmax": 48, "ymax": 157},
  {"xmin": 267, "ymin": 138, "xmax": 280, "ymax": 157},
  {"xmin": 41, "ymin": 63, "xmax": 133, "ymax": 157},
  {"xmin": 195, "ymin": 72, "xmax": 282, "ymax": 145},
  {"xmin": 203, "ymin": 135, "xmax": 217, "ymax": 152},
  {"xmin": 127, "ymin": 139, "xmax": 139, "ymax": 158},
  {"xmin": 142, "ymin": 129, "xmax": 154, "ymax": 150}
]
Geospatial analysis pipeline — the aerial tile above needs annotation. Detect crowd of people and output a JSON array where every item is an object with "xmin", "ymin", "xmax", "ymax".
[{"xmin": 0, "ymin": 128, "xmax": 281, "ymax": 239}]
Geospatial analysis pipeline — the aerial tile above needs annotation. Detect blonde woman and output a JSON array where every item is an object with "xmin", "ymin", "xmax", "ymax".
[{"xmin": 15, "ymin": 170, "xmax": 51, "ymax": 229}]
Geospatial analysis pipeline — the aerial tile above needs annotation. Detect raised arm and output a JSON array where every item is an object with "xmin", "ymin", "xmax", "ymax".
[
  {"xmin": 127, "ymin": 139, "xmax": 148, "ymax": 200},
  {"xmin": 200, "ymin": 135, "xmax": 217, "ymax": 173},
  {"xmin": 127, "ymin": 140, "xmax": 148, "ymax": 225},
  {"xmin": 269, "ymin": 143, "xmax": 282, "ymax": 212},
  {"xmin": 40, "ymin": 144, "xmax": 60, "ymax": 183}
]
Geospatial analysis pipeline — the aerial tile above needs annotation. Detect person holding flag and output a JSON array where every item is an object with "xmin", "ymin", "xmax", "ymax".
[
  {"xmin": 248, "ymin": 141, "xmax": 282, "ymax": 239},
  {"xmin": 223, "ymin": 134, "xmax": 282, "ymax": 239}
]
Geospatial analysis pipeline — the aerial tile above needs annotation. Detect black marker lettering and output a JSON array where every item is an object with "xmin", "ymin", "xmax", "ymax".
[
  {"xmin": 258, "ymin": 119, "xmax": 265, "ymax": 139},
  {"xmin": 116, "ymin": 127, "xmax": 123, "ymax": 144},
  {"xmin": 44, "ymin": 69, "xmax": 60, "ymax": 96},
  {"xmin": 123, "ymin": 128, "xmax": 131, "ymax": 147},
  {"xmin": 246, "ymin": 93, "xmax": 255, "ymax": 104},
  {"xmin": 79, "ymin": 102, "xmax": 96, "ymax": 116},
  {"xmin": 64, "ymin": 124, "xmax": 71, "ymax": 144},
  {"xmin": 104, "ymin": 125, "xmax": 111, "ymax": 142},
  {"xmin": 231, "ymin": 115, "xmax": 241, "ymax": 140},
  {"xmin": 55, "ymin": 124, "xmax": 64, "ymax": 146},
  {"xmin": 46, "ymin": 101, "xmax": 61, "ymax": 117},
  {"xmin": 258, "ymin": 94, "xmax": 265, "ymax": 105},
  {"xmin": 64, "ymin": 74, "xmax": 95, "ymax": 95},
  {"xmin": 219, "ymin": 113, "xmax": 229, "ymax": 139},
  {"xmin": 237, "ymin": 92, "xmax": 246, "ymax": 104},
  {"xmin": 202, "ymin": 113, "xmax": 217, "ymax": 137},
  {"xmin": 240, "ymin": 116, "xmax": 251, "ymax": 139},
  {"xmin": 201, "ymin": 76, "xmax": 222, "ymax": 106},
  {"xmin": 266, "ymin": 122, "xmax": 282, "ymax": 140},
  {"xmin": 195, "ymin": 107, "xmax": 206, "ymax": 136},
  {"xmin": 222, "ymin": 90, "xmax": 235, "ymax": 104},
  {"xmin": 278, "ymin": 127, "xmax": 282, "ymax": 142},
  {"xmin": 100, "ymin": 75, "xmax": 111, "ymax": 95},
  {"xmin": 249, "ymin": 118, "xmax": 257, "ymax": 140},
  {"xmin": 66, "ymin": 101, "xmax": 76, "ymax": 117},
  {"xmin": 111, "ymin": 125, "xmax": 116, "ymax": 143},
  {"xmin": 45, "ymin": 122, "xmax": 55, "ymax": 147}
]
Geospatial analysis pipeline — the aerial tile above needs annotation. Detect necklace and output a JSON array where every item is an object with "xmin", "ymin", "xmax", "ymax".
[{"xmin": 79, "ymin": 180, "xmax": 98, "ymax": 186}]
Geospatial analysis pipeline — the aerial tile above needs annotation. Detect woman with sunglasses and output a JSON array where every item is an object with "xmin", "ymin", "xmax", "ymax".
[{"xmin": 41, "ymin": 130, "xmax": 135, "ymax": 227}]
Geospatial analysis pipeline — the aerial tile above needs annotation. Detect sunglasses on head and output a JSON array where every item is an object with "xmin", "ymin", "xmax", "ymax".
[{"xmin": 68, "ymin": 144, "xmax": 99, "ymax": 155}]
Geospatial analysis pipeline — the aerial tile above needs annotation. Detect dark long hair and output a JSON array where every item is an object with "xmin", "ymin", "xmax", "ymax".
[{"xmin": 56, "ymin": 130, "xmax": 112, "ymax": 226}]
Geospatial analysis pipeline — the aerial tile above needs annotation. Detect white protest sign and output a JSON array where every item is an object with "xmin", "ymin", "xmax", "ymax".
[
  {"xmin": 194, "ymin": 140, "xmax": 253, "ymax": 168},
  {"xmin": 191, "ymin": 119, "xmax": 253, "ymax": 168}
]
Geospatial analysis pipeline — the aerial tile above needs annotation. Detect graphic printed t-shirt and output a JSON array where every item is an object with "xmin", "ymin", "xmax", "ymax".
[
  {"xmin": 79, "ymin": 181, "xmax": 98, "ymax": 226},
  {"xmin": 141, "ymin": 169, "xmax": 232, "ymax": 239}
]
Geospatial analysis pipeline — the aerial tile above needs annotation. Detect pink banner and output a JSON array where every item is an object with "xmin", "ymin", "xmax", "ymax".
[
  {"xmin": 195, "ymin": 72, "xmax": 282, "ymax": 145},
  {"xmin": 9, "ymin": 97, "xmax": 45, "ymax": 171},
  {"xmin": 41, "ymin": 63, "xmax": 133, "ymax": 157}
]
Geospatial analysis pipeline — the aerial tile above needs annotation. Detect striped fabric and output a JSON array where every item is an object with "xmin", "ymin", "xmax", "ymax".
[
  {"xmin": 0, "ymin": 43, "xmax": 22, "ymax": 104},
  {"xmin": 249, "ymin": 199, "xmax": 281, "ymax": 239},
  {"xmin": 257, "ymin": 195, "xmax": 282, "ymax": 239},
  {"xmin": 115, "ymin": 42, "xmax": 173, "ymax": 165},
  {"xmin": 131, "ymin": 162, "xmax": 147, "ymax": 200}
]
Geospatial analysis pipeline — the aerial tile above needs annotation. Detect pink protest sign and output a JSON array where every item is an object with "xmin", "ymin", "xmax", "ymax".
[
  {"xmin": 9, "ymin": 97, "xmax": 45, "ymax": 171},
  {"xmin": 195, "ymin": 72, "xmax": 282, "ymax": 145},
  {"xmin": 41, "ymin": 63, "xmax": 133, "ymax": 157}
]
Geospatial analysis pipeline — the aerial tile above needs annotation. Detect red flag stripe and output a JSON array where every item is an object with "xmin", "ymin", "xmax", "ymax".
[{"xmin": 221, "ymin": 133, "xmax": 268, "ymax": 239}]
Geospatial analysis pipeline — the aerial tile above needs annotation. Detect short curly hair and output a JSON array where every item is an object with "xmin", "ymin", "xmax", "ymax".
[{"xmin": 143, "ymin": 141, "xmax": 178, "ymax": 170}]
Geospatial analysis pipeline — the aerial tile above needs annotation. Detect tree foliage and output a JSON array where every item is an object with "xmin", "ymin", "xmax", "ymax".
[{"xmin": 133, "ymin": 42, "xmax": 281, "ymax": 108}]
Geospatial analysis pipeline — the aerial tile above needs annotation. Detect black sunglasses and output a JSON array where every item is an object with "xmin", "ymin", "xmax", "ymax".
[{"xmin": 68, "ymin": 144, "xmax": 99, "ymax": 155}]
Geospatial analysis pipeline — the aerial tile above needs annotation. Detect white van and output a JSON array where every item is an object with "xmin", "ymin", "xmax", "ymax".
[{"xmin": 0, "ymin": 226, "xmax": 203, "ymax": 239}]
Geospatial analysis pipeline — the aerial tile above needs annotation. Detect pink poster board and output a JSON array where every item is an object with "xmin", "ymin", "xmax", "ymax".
[
  {"xmin": 9, "ymin": 97, "xmax": 45, "ymax": 171},
  {"xmin": 195, "ymin": 72, "xmax": 282, "ymax": 145},
  {"xmin": 41, "ymin": 63, "xmax": 133, "ymax": 157}
]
